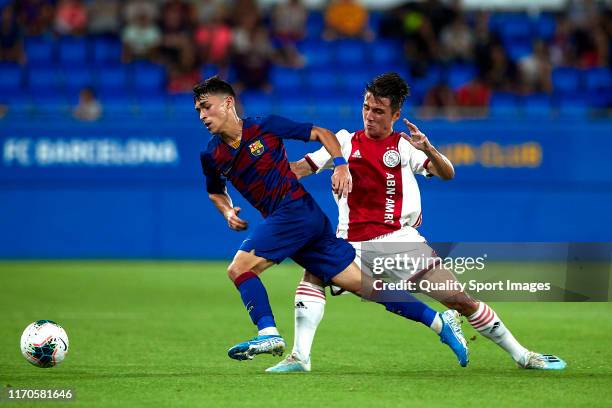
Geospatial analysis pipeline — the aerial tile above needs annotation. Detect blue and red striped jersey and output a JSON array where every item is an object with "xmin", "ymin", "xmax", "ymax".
[{"xmin": 200, "ymin": 115, "xmax": 313, "ymax": 217}]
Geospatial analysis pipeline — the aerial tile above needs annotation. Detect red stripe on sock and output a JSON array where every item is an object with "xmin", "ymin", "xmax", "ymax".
[
  {"xmin": 468, "ymin": 303, "xmax": 489, "ymax": 323},
  {"xmin": 295, "ymin": 290, "xmax": 326, "ymax": 300},
  {"xmin": 473, "ymin": 313, "xmax": 495, "ymax": 329},
  {"xmin": 233, "ymin": 271, "xmax": 257, "ymax": 287},
  {"xmin": 297, "ymin": 285, "xmax": 325, "ymax": 296},
  {"xmin": 471, "ymin": 308, "xmax": 494, "ymax": 329},
  {"xmin": 469, "ymin": 305, "xmax": 492, "ymax": 326}
]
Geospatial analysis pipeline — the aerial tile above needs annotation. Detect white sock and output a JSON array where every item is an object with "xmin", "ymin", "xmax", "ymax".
[
  {"xmin": 258, "ymin": 326, "xmax": 279, "ymax": 336},
  {"xmin": 467, "ymin": 302, "xmax": 528, "ymax": 363},
  {"xmin": 430, "ymin": 313, "xmax": 443, "ymax": 334},
  {"xmin": 292, "ymin": 281, "xmax": 326, "ymax": 362}
]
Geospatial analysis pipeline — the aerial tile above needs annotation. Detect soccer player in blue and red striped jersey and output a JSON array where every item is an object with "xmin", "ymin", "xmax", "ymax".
[{"xmin": 194, "ymin": 76, "xmax": 468, "ymax": 364}]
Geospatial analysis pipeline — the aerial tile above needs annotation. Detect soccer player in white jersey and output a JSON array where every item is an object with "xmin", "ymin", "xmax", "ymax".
[{"xmin": 266, "ymin": 72, "xmax": 566, "ymax": 373}]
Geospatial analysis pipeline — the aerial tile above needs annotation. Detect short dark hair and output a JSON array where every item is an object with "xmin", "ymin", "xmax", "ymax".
[
  {"xmin": 193, "ymin": 76, "xmax": 235, "ymax": 102},
  {"xmin": 365, "ymin": 72, "xmax": 410, "ymax": 113}
]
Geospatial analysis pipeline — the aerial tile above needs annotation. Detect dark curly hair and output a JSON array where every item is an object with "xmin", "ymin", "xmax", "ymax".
[{"xmin": 365, "ymin": 72, "xmax": 410, "ymax": 113}]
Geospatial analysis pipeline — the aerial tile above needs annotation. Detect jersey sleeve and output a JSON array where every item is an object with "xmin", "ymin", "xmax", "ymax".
[
  {"xmin": 200, "ymin": 153, "xmax": 227, "ymax": 194},
  {"xmin": 260, "ymin": 115, "xmax": 313, "ymax": 142},
  {"xmin": 399, "ymin": 138, "xmax": 433, "ymax": 177},
  {"xmin": 304, "ymin": 129, "xmax": 352, "ymax": 173}
]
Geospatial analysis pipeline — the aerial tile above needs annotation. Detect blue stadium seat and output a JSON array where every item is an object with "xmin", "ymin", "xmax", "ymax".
[
  {"xmin": 24, "ymin": 36, "xmax": 55, "ymax": 64},
  {"xmin": 134, "ymin": 93, "xmax": 168, "ymax": 116},
  {"xmin": 169, "ymin": 92, "xmax": 196, "ymax": 117},
  {"xmin": 489, "ymin": 92, "xmax": 519, "ymax": 117},
  {"xmin": 97, "ymin": 90, "xmax": 133, "ymax": 116},
  {"xmin": 0, "ymin": 63, "xmax": 23, "ymax": 92},
  {"xmin": 341, "ymin": 69, "xmax": 371, "ymax": 92},
  {"xmin": 131, "ymin": 62, "xmax": 166, "ymax": 94},
  {"xmin": 370, "ymin": 39, "xmax": 402, "ymax": 66},
  {"xmin": 270, "ymin": 67, "xmax": 304, "ymax": 92},
  {"xmin": 552, "ymin": 67, "xmax": 581, "ymax": 95},
  {"xmin": 26, "ymin": 66, "xmax": 63, "ymax": 92},
  {"xmin": 533, "ymin": 13, "xmax": 556, "ymax": 41},
  {"xmin": 334, "ymin": 40, "xmax": 366, "ymax": 66},
  {"xmin": 305, "ymin": 67, "xmax": 341, "ymax": 93},
  {"xmin": 92, "ymin": 37, "xmax": 122, "ymax": 65},
  {"xmin": 506, "ymin": 41, "xmax": 533, "ymax": 62},
  {"xmin": 96, "ymin": 65, "xmax": 129, "ymax": 91},
  {"xmin": 240, "ymin": 90, "xmax": 273, "ymax": 116},
  {"xmin": 29, "ymin": 91, "xmax": 68, "ymax": 112},
  {"xmin": 558, "ymin": 95, "xmax": 589, "ymax": 117},
  {"xmin": 521, "ymin": 93, "xmax": 552, "ymax": 117},
  {"xmin": 447, "ymin": 64, "xmax": 476, "ymax": 90},
  {"xmin": 58, "ymin": 37, "xmax": 88, "ymax": 65},
  {"xmin": 496, "ymin": 14, "xmax": 533, "ymax": 42},
  {"xmin": 305, "ymin": 12, "xmax": 324, "ymax": 38},
  {"xmin": 63, "ymin": 66, "xmax": 94, "ymax": 92},
  {"xmin": 271, "ymin": 88, "xmax": 313, "ymax": 117},
  {"xmin": 299, "ymin": 38, "xmax": 333, "ymax": 68},
  {"xmin": 584, "ymin": 68, "xmax": 611, "ymax": 91}
]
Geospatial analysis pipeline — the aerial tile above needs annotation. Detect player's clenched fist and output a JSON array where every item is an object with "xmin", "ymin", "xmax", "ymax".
[
  {"xmin": 332, "ymin": 164, "xmax": 352, "ymax": 198},
  {"xmin": 401, "ymin": 118, "xmax": 432, "ymax": 152},
  {"xmin": 225, "ymin": 207, "xmax": 248, "ymax": 231}
]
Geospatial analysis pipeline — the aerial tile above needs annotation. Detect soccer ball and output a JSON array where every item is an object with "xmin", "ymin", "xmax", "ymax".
[{"xmin": 20, "ymin": 320, "xmax": 69, "ymax": 368}]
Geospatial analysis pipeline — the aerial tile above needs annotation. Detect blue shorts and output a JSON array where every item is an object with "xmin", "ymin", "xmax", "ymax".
[{"xmin": 239, "ymin": 194, "xmax": 356, "ymax": 284}]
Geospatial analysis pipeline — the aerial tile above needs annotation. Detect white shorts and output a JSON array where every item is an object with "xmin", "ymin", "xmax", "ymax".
[{"xmin": 330, "ymin": 227, "xmax": 438, "ymax": 295}]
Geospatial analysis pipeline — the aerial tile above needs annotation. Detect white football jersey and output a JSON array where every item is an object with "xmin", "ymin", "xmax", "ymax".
[{"xmin": 304, "ymin": 129, "xmax": 431, "ymax": 242}]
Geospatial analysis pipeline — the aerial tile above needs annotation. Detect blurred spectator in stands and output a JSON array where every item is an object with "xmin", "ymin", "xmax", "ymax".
[
  {"xmin": 123, "ymin": 0, "xmax": 159, "ymax": 26},
  {"xmin": 484, "ymin": 44, "xmax": 519, "ymax": 91},
  {"xmin": 233, "ymin": 18, "xmax": 276, "ymax": 92},
  {"xmin": 420, "ymin": 82, "xmax": 457, "ymax": 119},
  {"xmin": 158, "ymin": 0, "xmax": 194, "ymax": 67},
  {"xmin": 194, "ymin": 0, "xmax": 223, "ymax": 25},
  {"xmin": 456, "ymin": 74, "xmax": 490, "ymax": 117},
  {"xmin": 440, "ymin": 16, "xmax": 474, "ymax": 63},
  {"xmin": 599, "ymin": 10, "xmax": 611, "ymax": 67},
  {"xmin": 73, "ymin": 87, "xmax": 102, "ymax": 121},
  {"xmin": 167, "ymin": 51, "xmax": 201, "ymax": 94},
  {"xmin": 232, "ymin": 0, "xmax": 260, "ymax": 28},
  {"xmin": 403, "ymin": 10, "xmax": 439, "ymax": 78},
  {"xmin": 568, "ymin": 0, "xmax": 600, "ymax": 29},
  {"xmin": 550, "ymin": 14, "xmax": 576, "ymax": 66},
  {"xmin": 421, "ymin": 0, "xmax": 458, "ymax": 38},
  {"xmin": 54, "ymin": 0, "xmax": 87, "ymax": 36},
  {"xmin": 473, "ymin": 11, "xmax": 498, "ymax": 72},
  {"xmin": 323, "ymin": 0, "xmax": 373, "ymax": 41},
  {"xmin": 271, "ymin": 0, "xmax": 307, "ymax": 67},
  {"xmin": 15, "ymin": 0, "xmax": 55, "ymax": 36},
  {"xmin": 519, "ymin": 40, "xmax": 552, "ymax": 94},
  {"xmin": 194, "ymin": 9, "xmax": 232, "ymax": 69},
  {"xmin": 574, "ymin": 26, "xmax": 606, "ymax": 68},
  {"xmin": 0, "ymin": 4, "xmax": 25, "ymax": 64},
  {"xmin": 87, "ymin": 0, "xmax": 120, "ymax": 37},
  {"xmin": 121, "ymin": 12, "xmax": 161, "ymax": 63}
]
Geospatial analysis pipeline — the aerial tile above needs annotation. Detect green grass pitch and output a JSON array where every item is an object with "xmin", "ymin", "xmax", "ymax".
[{"xmin": 1, "ymin": 261, "xmax": 611, "ymax": 407}]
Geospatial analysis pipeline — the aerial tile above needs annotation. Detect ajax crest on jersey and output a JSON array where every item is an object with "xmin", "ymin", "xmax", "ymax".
[
  {"xmin": 20, "ymin": 320, "xmax": 69, "ymax": 368},
  {"xmin": 383, "ymin": 150, "xmax": 400, "ymax": 168},
  {"xmin": 249, "ymin": 140, "xmax": 265, "ymax": 156}
]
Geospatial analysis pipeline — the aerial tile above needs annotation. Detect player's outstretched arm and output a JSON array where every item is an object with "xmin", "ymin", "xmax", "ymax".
[
  {"xmin": 310, "ymin": 126, "xmax": 352, "ymax": 197},
  {"xmin": 208, "ymin": 192, "xmax": 248, "ymax": 231},
  {"xmin": 289, "ymin": 159, "xmax": 314, "ymax": 180},
  {"xmin": 401, "ymin": 119, "xmax": 455, "ymax": 180}
]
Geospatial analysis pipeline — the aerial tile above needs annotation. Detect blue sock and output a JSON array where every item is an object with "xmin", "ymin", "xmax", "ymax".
[
  {"xmin": 378, "ymin": 290, "xmax": 437, "ymax": 327},
  {"xmin": 234, "ymin": 271, "xmax": 276, "ymax": 331}
]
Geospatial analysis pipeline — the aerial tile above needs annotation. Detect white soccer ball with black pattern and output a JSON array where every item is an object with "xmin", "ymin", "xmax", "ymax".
[{"xmin": 20, "ymin": 320, "xmax": 69, "ymax": 368}]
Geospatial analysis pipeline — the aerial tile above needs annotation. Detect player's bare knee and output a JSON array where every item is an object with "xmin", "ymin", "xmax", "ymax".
[
  {"xmin": 226, "ymin": 263, "xmax": 242, "ymax": 282},
  {"xmin": 302, "ymin": 270, "xmax": 323, "ymax": 286}
]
